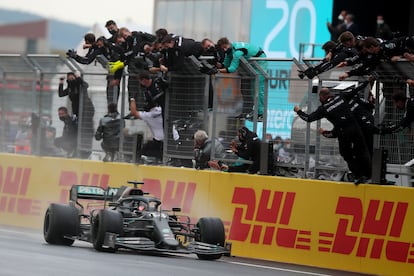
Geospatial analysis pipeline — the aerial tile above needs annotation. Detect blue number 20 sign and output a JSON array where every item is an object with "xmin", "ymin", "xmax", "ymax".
[{"xmin": 250, "ymin": 0, "xmax": 333, "ymax": 58}]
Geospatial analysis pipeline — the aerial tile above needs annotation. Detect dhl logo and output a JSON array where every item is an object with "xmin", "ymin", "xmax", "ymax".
[
  {"xmin": 142, "ymin": 178, "xmax": 196, "ymax": 214},
  {"xmin": 228, "ymin": 187, "xmax": 311, "ymax": 250},
  {"xmin": 0, "ymin": 166, "xmax": 41, "ymax": 216},
  {"xmin": 320, "ymin": 196, "xmax": 414, "ymax": 264},
  {"xmin": 229, "ymin": 188, "xmax": 414, "ymax": 263},
  {"xmin": 58, "ymin": 173, "xmax": 196, "ymax": 214}
]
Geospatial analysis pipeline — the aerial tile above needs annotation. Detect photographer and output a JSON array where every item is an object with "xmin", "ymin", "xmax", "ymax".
[
  {"xmin": 201, "ymin": 38, "xmax": 224, "ymax": 69},
  {"xmin": 67, "ymin": 33, "xmax": 110, "ymax": 68},
  {"xmin": 58, "ymin": 71, "xmax": 95, "ymax": 158},
  {"xmin": 193, "ymin": 130, "xmax": 225, "ymax": 170}
]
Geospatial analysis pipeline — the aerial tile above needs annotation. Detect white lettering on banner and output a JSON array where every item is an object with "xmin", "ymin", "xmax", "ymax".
[
  {"xmin": 267, "ymin": 109, "xmax": 294, "ymax": 130},
  {"xmin": 264, "ymin": 0, "xmax": 317, "ymax": 58}
]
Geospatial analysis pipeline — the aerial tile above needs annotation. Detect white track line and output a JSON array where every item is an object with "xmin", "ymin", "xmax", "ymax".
[{"xmin": 226, "ymin": 261, "xmax": 333, "ymax": 276}]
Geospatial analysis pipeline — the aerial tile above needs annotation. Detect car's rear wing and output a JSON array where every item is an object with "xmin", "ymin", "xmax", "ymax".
[{"xmin": 69, "ymin": 185, "xmax": 120, "ymax": 202}]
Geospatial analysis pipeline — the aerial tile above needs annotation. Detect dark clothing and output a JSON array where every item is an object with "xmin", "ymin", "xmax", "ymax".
[
  {"xmin": 122, "ymin": 31, "xmax": 156, "ymax": 64},
  {"xmin": 297, "ymin": 85, "xmax": 371, "ymax": 178},
  {"xmin": 387, "ymin": 97, "xmax": 414, "ymax": 133},
  {"xmin": 194, "ymin": 138, "xmax": 225, "ymax": 169},
  {"xmin": 231, "ymin": 129, "xmax": 261, "ymax": 174},
  {"xmin": 309, "ymin": 44, "xmax": 359, "ymax": 77},
  {"xmin": 58, "ymin": 77, "xmax": 95, "ymax": 158},
  {"xmin": 122, "ymin": 32, "xmax": 157, "ymax": 108},
  {"xmin": 348, "ymin": 36, "xmax": 414, "ymax": 77},
  {"xmin": 323, "ymin": 94, "xmax": 376, "ymax": 158},
  {"xmin": 73, "ymin": 45, "xmax": 110, "ymax": 66},
  {"xmin": 54, "ymin": 115, "xmax": 78, "ymax": 155},
  {"xmin": 58, "ymin": 77, "xmax": 94, "ymax": 117},
  {"xmin": 345, "ymin": 23, "xmax": 359, "ymax": 36},
  {"xmin": 347, "ymin": 53, "xmax": 379, "ymax": 77},
  {"xmin": 203, "ymin": 45, "xmax": 225, "ymax": 66},
  {"xmin": 95, "ymin": 112, "xmax": 123, "ymax": 153},
  {"xmin": 142, "ymin": 139, "xmax": 163, "ymax": 161},
  {"xmin": 375, "ymin": 23, "xmax": 393, "ymax": 40},
  {"xmin": 327, "ymin": 20, "xmax": 346, "ymax": 41},
  {"xmin": 143, "ymin": 77, "xmax": 168, "ymax": 111},
  {"xmin": 349, "ymin": 96, "xmax": 376, "ymax": 157},
  {"xmin": 163, "ymin": 36, "xmax": 204, "ymax": 71}
]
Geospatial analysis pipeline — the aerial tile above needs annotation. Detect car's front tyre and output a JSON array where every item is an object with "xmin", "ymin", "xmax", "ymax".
[
  {"xmin": 43, "ymin": 203, "xmax": 79, "ymax": 246},
  {"xmin": 92, "ymin": 209, "xmax": 123, "ymax": 252},
  {"xmin": 196, "ymin": 217, "xmax": 225, "ymax": 260}
]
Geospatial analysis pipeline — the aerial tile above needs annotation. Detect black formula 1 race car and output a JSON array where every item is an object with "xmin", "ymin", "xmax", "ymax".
[{"xmin": 43, "ymin": 181, "xmax": 230, "ymax": 260}]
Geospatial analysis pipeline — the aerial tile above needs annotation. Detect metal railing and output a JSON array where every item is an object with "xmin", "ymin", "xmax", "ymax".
[{"xmin": 0, "ymin": 54, "xmax": 413, "ymax": 185}]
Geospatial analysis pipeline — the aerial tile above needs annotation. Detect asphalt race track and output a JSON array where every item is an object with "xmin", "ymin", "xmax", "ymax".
[{"xmin": 0, "ymin": 225, "xmax": 369, "ymax": 276}]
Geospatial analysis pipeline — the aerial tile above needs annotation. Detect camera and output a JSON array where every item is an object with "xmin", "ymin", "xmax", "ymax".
[{"xmin": 199, "ymin": 60, "xmax": 218, "ymax": 75}]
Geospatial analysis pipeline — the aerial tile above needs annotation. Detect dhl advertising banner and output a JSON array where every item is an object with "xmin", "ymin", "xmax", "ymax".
[{"xmin": 1, "ymin": 153, "xmax": 414, "ymax": 275}]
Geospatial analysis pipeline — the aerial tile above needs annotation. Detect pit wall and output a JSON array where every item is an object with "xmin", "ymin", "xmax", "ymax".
[{"xmin": 1, "ymin": 153, "xmax": 413, "ymax": 275}]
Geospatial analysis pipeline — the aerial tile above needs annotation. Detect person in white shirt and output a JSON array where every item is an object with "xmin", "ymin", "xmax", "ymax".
[{"xmin": 129, "ymin": 98, "xmax": 164, "ymax": 161}]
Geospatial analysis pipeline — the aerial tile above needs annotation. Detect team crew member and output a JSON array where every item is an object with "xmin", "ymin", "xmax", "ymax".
[
  {"xmin": 299, "ymin": 31, "xmax": 358, "ymax": 79},
  {"xmin": 160, "ymin": 34, "xmax": 204, "ymax": 72},
  {"xmin": 129, "ymin": 98, "xmax": 164, "ymax": 161},
  {"xmin": 217, "ymin": 37, "xmax": 267, "ymax": 120},
  {"xmin": 320, "ymin": 90, "xmax": 376, "ymax": 158},
  {"xmin": 294, "ymin": 84, "xmax": 372, "ymax": 184},
  {"xmin": 137, "ymin": 72, "xmax": 168, "ymax": 122},
  {"xmin": 381, "ymin": 91, "xmax": 414, "ymax": 134}
]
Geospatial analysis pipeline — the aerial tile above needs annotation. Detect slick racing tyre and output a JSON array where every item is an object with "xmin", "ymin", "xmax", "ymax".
[
  {"xmin": 196, "ymin": 217, "xmax": 225, "ymax": 260},
  {"xmin": 92, "ymin": 209, "xmax": 123, "ymax": 252},
  {"xmin": 43, "ymin": 203, "xmax": 79, "ymax": 246}
]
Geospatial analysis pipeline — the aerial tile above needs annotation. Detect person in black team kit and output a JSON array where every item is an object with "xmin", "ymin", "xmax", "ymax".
[
  {"xmin": 294, "ymin": 82, "xmax": 372, "ymax": 184},
  {"xmin": 136, "ymin": 72, "xmax": 168, "ymax": 122},
  {"xmin": 160, "ymin": 34, "xmax": 204, "ymax": 73},
  {"xmin": 381, "ymin": 91, "xmax": 414, "ymax": 134}
]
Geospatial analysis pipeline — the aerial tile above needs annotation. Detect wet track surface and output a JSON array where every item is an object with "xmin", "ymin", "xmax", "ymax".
[{"xmin": 0, "ymin": 225, "xmax": 370, "ymax": 276}]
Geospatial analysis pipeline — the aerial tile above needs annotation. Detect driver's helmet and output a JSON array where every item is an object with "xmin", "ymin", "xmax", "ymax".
[{"xmin": 137, "ymin": 201, "xmax": 147, "ymax": 212}]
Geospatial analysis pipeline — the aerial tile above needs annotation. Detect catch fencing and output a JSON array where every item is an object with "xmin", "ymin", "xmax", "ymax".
[{"xmin": 0, "ymin": 54, "xmax": 413, "ymax": 185}]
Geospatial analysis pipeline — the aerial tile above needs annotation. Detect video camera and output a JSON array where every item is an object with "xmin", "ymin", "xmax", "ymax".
[{"xmin": 188, "ymin": 55, "xmax": 218, "ymax": 75}]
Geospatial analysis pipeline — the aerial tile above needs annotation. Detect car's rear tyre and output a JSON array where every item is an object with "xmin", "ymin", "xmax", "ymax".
[
  {"xmin": 43, "ymin": 203, "xmax": 79, "ymax": 246},
  {"xmin": 92, "ymin": 209, "xmax": 123, "ymax": 252},
  {"xmin": 196, "ymin": 217, "xmax": 225, "ymax": 260}
]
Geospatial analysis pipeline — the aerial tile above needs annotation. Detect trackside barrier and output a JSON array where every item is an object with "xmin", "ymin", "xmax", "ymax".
[{"xmin": 1, "ymin": 153, "xmax": 413, "ymax": 276}]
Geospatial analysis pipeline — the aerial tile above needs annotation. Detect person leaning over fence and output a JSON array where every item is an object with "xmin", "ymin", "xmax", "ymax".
[
  {"xmin": 293, "ymin": 85, "xmax": 372, "ymax": 184},
  {"xmin": 127, "ymin": 98, "xmax": 164, "ymax": 163},
  {"xmin": 95, "ymin": 103, "xmax": 123, "ymax": 162},
  {"xmin": 193, "ymin": 130, "xmax": 225, "ymax": 170},
  {"xmin": 160, "ymin": 34, "xmax": 204, "ymax": 73},
  {"xmin": 380, "ymin": 91, "xmax": 414, "ymax": 134},
  {"xmin": 217, "ymin": 37, "xmax": 267, "ymax": 121},
  {"xmin": 136, "ymin": 72, "xmax": 168, "ymax": 122}
]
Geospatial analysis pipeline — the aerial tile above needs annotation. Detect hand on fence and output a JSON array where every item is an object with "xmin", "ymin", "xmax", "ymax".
[{"xmin": 66, "ymin": 49, "xmax": 76, "ymax": 59}]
